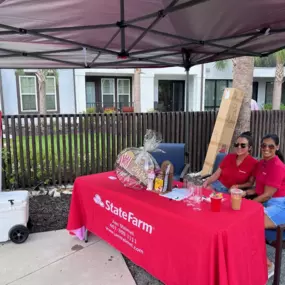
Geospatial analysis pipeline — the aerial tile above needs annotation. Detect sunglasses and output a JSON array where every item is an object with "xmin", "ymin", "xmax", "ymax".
[
  {"xmin": 234, "ymin": 143, "xmax": 248, "ymax": 148},
  {"xmin": 261, "ymin": 143, "xmax": 276, "ymax": 150}
]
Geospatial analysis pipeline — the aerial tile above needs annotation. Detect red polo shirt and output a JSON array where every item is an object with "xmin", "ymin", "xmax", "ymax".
[
  {"xmin": 254, "ymin": 156, "xmax": 285, "ymax": 197},
  {"xmin": 219, "ymin": 153, "xmax": 258, "ymax": 188}
]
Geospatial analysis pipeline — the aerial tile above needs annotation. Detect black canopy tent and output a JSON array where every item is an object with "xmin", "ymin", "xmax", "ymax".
[{"xmin": 0, "ymin": 0, "xmax": 285, "ymax": 109}]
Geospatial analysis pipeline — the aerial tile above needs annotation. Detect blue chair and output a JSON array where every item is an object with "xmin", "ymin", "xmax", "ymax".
[
  {"xmin": 266, "ymin": 220, "xmax": 285, "ymax": 285},
  {"xmin": 200, "ymin": 152, "xmax": 227, "ymax": 179},
  {"xmin": 151, "ymin": 143, "xmax": 189, "ymax": 182}
]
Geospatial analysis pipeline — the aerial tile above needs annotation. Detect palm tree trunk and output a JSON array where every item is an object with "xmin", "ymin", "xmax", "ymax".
[
  {"xmin": 133, "ymin": 68, "xmax": 141, "ymax": 112},
  {"xmin": 36, "ymin": 70, "xmax": 46, "ymax": 115},
  {"xmin": 232, "ymin": 56, "xmax": 254, "ymax": 143},
  {"xmin": 39, "ymin": 82, "xmax": 46, "ymax": 115},
  {"xmin": 272, "ymin": 58, "xmax": 283, "ymax": 110}
]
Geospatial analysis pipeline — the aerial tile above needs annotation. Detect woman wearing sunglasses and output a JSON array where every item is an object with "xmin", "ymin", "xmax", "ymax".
[
  {"xmin": 203, "ymin": 132, "xmax": 257, "ymax": 193},
  {"xmin": 243, "ymin": 134, "xmax": 285, "ymax": 278}
]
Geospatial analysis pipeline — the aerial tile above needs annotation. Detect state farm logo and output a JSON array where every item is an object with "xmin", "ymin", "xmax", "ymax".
[
  {"xmin": 93, "ymin": 194, "xmax": 153, "ymax": 234},
  {"xmin": 93, "ymin": 194, "xmax": 104, "ymax": 208}
]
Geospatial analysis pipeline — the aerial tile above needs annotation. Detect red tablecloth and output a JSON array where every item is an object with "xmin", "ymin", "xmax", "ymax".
[{"xmin": 67, "ymin": 171, "xmax": 267, "ymax": 285}]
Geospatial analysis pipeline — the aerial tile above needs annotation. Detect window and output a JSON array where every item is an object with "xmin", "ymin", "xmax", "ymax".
[
  {"xmin": 252, "ymin": 82, "xmax": 259, "ymax": 101},
  {"xmin": 158, "ymin": 80, "xmax": 185, "ymax": 111},
  {"xmin": 204, "ymin": 80, "xmax": 258, "ymax": 110},
  {"xmin": 101, "ymin": 78, "xmax": 115, "ymax": 108},
  {"xmin": 117, "ymin": 79, "xmax": 130, "ymax": 107},
  {"xmin": 216, "ymin": 80, "xmax": 228, "ymax": 106},
  {"xmin": 204, "ymin": 80, "xmax": 215, "ymax": 110},
  {"xmin": 45, "ymin": 76, "xmax": 57, "ymax": 111},
  {"xmin": 86, "ymin": 82, "xmax": 96, "ymax": 108},
  {"xmin": 204, "ymin": 80, "xmax": 232, "ymax": 111},
  {"xmin": 265, "ymin": 82, "xmax": 285, "ymax": 105},
  {"xmin": 19, "ymin": 76, "xmax": 38, "ymax": 112},
  {"xmin": 85, "ymin": 76, "xmax": 132, "ymax": 111}
]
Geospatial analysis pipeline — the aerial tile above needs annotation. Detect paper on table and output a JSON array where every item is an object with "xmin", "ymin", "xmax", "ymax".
[
  {"xmin": 108, "ymin": 176, "xmax": 117, "ymax": 180},
  {"xmin": 160, "ymin": 188, "xmax": 190, "ymax": 201}
]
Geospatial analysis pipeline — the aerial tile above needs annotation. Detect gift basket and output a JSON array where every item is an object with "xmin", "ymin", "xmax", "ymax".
[
  {"xmin": 115, "ymin": 130, "xmax": 162, "ymax": 189},
  {"xmin": 115, "ymin": 130, "xmax": 174, "ymax": 193}
]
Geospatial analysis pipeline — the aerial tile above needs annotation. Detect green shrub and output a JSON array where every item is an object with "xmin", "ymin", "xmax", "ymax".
[
  {"xmin": 263, "ymin": 103, "xmax": 272, "ymax": 110},
  {"xmin": 86, "ymin": 107, "xmax": 96, "ymax": 114},
  {"xmin": 263, "ymin": 103, "xmax": 285, "ymax": 110}
]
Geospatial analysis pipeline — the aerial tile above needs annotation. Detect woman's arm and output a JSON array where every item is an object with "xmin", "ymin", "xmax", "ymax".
[
  {"xmin": 203, "ymin": 168, "xmax": 222, "ymax": 187},
  {"xmin": 245, "ymin": 189, "xmax": 257, "ymax": 196},
  {"xmin": 253, "ymin": 186, "xmax": 277, "ymax": 203},
  {"xmin": 231, "ymin": 176, "xmax": 256, "ymax": 190}
]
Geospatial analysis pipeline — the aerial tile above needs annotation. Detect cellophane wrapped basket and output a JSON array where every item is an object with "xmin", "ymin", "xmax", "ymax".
[{"xmin": 115, "ymin": 130, "xmax": 162, "ymax": 189}]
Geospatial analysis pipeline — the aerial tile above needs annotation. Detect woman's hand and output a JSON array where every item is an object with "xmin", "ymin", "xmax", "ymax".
[
  {"xmin": 228, "ymin": 187, "xmax": 246, "ymax": 197},
  {"xmin": 202, "ymin": 180, "xmax": 208, "ymax": 188},
  {"xmin": 245, "ymin": 189, "xmax": 256, "ymax": 196},
  {"xmin": 228, "ymin": 185, "xmax": 238, "ymax": 193}
]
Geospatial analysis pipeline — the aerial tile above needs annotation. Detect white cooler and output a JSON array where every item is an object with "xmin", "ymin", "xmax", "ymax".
[{"xmin": 0, "ymin": 191, "xmax": 30, "ymax": 243}]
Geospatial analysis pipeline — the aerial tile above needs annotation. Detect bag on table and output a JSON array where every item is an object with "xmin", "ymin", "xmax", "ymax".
[{"xmin": 115, "ymin": 129, "xmax": 163, "ymax": 189}]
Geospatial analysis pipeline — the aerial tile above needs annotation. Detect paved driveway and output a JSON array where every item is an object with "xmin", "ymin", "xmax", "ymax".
[{"xmin": 0, "ymin": 230, "xmax": 135, "ymax": 285}]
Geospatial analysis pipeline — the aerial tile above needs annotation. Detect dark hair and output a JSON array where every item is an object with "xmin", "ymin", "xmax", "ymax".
[
  {"xmin": 262, "ymin": 134, "xmax": 284, "ymax": 163},
  {"xmin": 238, "ymin": 131, "xmax": 253, "ymax": 151}
]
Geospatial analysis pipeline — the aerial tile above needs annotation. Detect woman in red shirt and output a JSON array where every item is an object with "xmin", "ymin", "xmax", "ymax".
[
  {"xmin": 244, "ymin": 134, "xmax": 285, "ymax": 278},
  {"xmin": 203, "ymin": 132, "xmax": 257, "ymax": 192}
]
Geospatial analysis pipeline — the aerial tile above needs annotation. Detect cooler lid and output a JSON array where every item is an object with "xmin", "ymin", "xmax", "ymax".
[{"xmin": 0, "ymin": 190, "xmax": 29, "ymax": 205}]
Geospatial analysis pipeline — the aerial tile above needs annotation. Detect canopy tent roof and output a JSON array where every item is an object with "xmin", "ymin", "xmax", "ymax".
[{"xmin": 0, "ymin": 0, "xmax": 285, "ymax": 69}]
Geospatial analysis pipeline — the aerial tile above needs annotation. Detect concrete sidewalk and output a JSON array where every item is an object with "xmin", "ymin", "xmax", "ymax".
[{"xmin": 0, "ymin": 230, "xmax": 136, "ymax": 285}]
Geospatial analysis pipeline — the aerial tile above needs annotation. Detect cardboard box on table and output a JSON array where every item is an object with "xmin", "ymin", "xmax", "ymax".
[{"xmin": 201, "ymin": 88, "xmax": 244, "ymax": 176}]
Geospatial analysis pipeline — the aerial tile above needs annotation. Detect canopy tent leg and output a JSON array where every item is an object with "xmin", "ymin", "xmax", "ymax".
[
  {"xmin": 181, "ymin": 48, "xmax": 191, "ymax": 164},
  {"xmin": 182, "ymin": 48, "xmax": 191, "ymax": 112},
  {"xmin": 185, "ymin": 68, "xmax": 190, "ymax": 112}
]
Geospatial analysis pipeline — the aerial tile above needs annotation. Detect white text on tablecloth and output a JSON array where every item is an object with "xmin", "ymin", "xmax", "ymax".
[{"xmin": 106, "ymin": 220, "xmax": 144, "ymax": 254}]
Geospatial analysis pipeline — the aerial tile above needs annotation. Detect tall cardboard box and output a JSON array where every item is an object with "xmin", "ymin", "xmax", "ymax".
[{"xmin": 201, "ymin": 88, "xmax": 244, "ymax": 176}]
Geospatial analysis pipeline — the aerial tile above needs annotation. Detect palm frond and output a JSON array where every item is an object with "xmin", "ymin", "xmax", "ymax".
[
  {"xmin": 214, "ymin": 60, "xmax": 229, "ymax": 71},
  {"xmin": 275, "ymin": 49, "xmax": 285, "ymax": 65},
  {"xmin": 15, "ymin": 69, "xmax": 25, "ymax": 75}
]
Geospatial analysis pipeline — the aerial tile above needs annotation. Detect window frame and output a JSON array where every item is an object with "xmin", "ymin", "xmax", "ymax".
[
  {"xmin": 101, "ymin": 78, "xmax": 115, "ymax": 107},
  {"xmin": 117, "ymin": 78, "xmax": 131, "ymax": 107},
  {"xmin": 19, "ymin": 75, "xmax": 38, "ymax": 113},
  {"xmin": 86, "ymin": 81, "xmax": 96, "ymax": 109},
  {"xmin": 45, "ymin": 76, "xmax": 58, "ymax": 112},
  {"xmin": 265, "ymin": 81, "xmax": 285, "ymax": 105},
  {"xmin": 17, "ymin": 72, "xmax": 60, "ymax": 114},
  {"xmin": 265, "ymin": 82, "xmax": 274, "ymax": 104},
  {"xmin": 204, "ymin": 79, "xmax": 233, "ymax": 111}
]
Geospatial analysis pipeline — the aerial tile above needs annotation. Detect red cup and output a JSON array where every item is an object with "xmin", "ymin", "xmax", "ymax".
[{"xmin": 211, "ymin": 197, "xmax": 222, "ymax": 212}]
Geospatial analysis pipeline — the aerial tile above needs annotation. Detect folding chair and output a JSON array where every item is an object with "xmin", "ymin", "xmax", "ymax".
[
  {"xmin": 266, "ymin": 223, "xmax": 285, "ymax": 284},
  {"xmin": 151, "ymin": 143, "xmax": 189, "ymax": 182}
]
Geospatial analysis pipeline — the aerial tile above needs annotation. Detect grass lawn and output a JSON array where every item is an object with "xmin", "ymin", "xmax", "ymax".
[
  {"xmin": 2, "ymin": 133, "xmax": 118, "ymax": 186},
  {"xmin": 5, "ymin": 133, "xmax": 115, "ymax": 159}
]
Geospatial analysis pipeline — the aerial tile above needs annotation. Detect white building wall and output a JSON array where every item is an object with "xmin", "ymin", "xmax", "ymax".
[
  {"xmin": 140, "ymin": 72, "xmax": 155, "ymax": 112},
  {"xmin": 204, "ymin": 62, "xmax": 233, "ymax": 80},
  {"xmin": 85, "ymin": 68, "xmax": 135, "ymax": 76},
  {"xmin": 72, "ymin": 64, "xmax": 279, "ymax": 113},
  {"xmin": 75, "ymin": 70, "xmax": 86, "ymax": 114},
  {"xmin": 58, "ymin": 69, "xmax": 76, "ymax": 114},
  {"xmin": 145, "ymin": 65, "xmax": 203, "ymax": 111},
  {"xmin": 1, "ymin": 69, "xmax": 18, "ymax": 115}
]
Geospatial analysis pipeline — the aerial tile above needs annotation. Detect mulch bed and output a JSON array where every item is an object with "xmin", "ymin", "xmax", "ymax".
[
  {"xmin": 29, "ymin": 194, "xmax": 162, "ymax": 285},
  {"xmin": 29, "ymin": 194, "xmax": 71, "ymax": 233}
]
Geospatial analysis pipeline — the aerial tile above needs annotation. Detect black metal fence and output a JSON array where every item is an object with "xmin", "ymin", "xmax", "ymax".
[{"xmin": 1, "ymin": 110, "xmax": 285, "ymax": 189}]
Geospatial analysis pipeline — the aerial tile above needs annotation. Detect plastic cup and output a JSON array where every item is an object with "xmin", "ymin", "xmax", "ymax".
[
  {"xmin": 211, "ymin": 196, "xmax": 222, "ymax": 212},
  {"xmin": 231, "ymin": 189, "xmax": 243, "ymax": 210}
]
